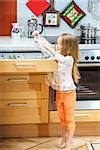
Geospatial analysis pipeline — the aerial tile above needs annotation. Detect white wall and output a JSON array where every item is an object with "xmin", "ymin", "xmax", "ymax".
[{"xmin": 17, "ymin": 0, "xmax": 100, "ymax": 37}]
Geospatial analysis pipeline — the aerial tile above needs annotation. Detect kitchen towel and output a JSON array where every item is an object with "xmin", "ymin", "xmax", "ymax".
[{"xmin": 26, "ymin": 0, "xmax": 50, "ymax": 17}]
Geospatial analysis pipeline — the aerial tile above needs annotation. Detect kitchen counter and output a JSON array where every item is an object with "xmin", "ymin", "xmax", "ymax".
[
  {"xmin": 0, "ymin": 36, "xmax": 40, "ymax": 51},
  {"xmin": 0, "ymin": 36, "xmax": 100, "ymax": 51}
]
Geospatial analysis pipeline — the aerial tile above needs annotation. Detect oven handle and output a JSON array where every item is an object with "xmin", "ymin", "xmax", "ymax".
[
  {"xmin": 78, "ymin": 63, "xmax": 100, "ymax": 67},
  {"xmin": 77, "ymin": 92, "xmax": 97, "ymax": 95}
]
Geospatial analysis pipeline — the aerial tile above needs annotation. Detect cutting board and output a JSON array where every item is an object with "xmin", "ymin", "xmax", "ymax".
[{"xmin": 43, "ymin": 0, "xmax": 60, "ymax": 27}]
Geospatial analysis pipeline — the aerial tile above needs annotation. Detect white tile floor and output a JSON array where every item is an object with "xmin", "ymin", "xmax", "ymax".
[{"xmin": 0, "ymin": 136, "xmax": 100, "ymax": 150}]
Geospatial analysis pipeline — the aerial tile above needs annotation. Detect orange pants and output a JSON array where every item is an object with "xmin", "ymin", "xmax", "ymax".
[{"xmin": 56, "ymin": 90, "xmax": 76, "ymax": 131}]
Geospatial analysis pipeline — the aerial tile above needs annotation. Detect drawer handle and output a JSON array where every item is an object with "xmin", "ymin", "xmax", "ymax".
[
  {"xmin": 74, "ymin": 114, "xmax": 89, "ymax": 117},
  {"xmin": 7, "ymin": 78, "xmax": 28, "ymax": 82},
  {"xmin": 15, "ymin": 63, "xmax": 36, "ymax": 67},
  {"xmin": 7, "ymin": 103, "xmax": 30, "ymax": 107}
]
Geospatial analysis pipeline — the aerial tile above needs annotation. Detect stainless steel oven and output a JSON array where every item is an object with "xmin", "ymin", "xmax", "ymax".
[
  {"xmin": 76, "ymin": 64, "xmax": 100, "ymax": 110},
  {"xmin": 49, "ymin": 48, "xmax": 100, "ymax": 110}
]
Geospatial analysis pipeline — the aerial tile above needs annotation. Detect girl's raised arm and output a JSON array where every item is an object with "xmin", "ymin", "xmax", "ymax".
[{"xmin": 32, "ymin": 31, "xmax": 56, "ymax": 56}]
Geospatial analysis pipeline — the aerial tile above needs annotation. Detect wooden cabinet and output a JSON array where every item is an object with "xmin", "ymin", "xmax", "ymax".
[
  {"xmin": 0, "ymin": 100, "xmax": 41, "ymax": 124},
  {"xmin": 0, "ymin": 74, "xmax": 48, "ymax": 99},
  {"xmin": 0, "ymin": 59, "xmax": 57, "ymax": 126},
  {"xmin": 0, "ymin": 74, "xmax": 49, "ymax": 124},
  {"xmin": 74, "ymin": 110, "xmax": 100, "ymax": 122},
  {"xmin": 49, "ymin": 110, "xmax": 100, "ymax": 123},
  {"xmin": 0, "ymin": 60, "xmax": 57, "ymax": 73}
]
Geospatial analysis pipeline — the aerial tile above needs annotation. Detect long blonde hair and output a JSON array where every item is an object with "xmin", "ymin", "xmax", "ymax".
[{"xmin": 59, "ymin": 33, "xmax": 80, "ymax": 84}]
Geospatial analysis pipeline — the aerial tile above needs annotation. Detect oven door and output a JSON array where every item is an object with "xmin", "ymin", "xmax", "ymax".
[
  {"xmin": 49, "ymin": 63, "xmax": 100, "ymax": 111},
  {"xmin": 76, "ymin": 64, "xmax": 100, "ymax": 110}
]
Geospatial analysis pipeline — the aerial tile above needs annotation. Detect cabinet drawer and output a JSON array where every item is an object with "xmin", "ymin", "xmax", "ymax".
[
  {"xmin": 74, "ymin": 110, "xmax": 100, "ymax": 122},
  {"xmin": 0, "ymin": 99, "xmax": 41, "ymax": 124},
  {"xmin": 0, "ymin": 60, "xmax": 57, "ymax": 73},
  {"xmin": 49, "ymin": 110, "xmax": 100, "ymax": 123},
  {"xmin": 0, "ymin": 75, "xmax": 43, "ymax": 83},
  {"xmin": 0, "ymin": 99, "xmax": 40, "ymax": 108},
  {"xmin": 0, "ymin": 74, "xmax": 49, "ymax": 99}
]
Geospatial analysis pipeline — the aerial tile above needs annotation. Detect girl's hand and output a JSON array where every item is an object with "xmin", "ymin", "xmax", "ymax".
[
  {"xmin": 32, "ymin": 30, "xmax": 40, "ymax": 41},
  {"xmin": 32, "ymin": 30, "xmax": 51, "ymax": 48},
  {"xmin": 32, "ymin": 31, "xmax": 55, "ymax": 56}
]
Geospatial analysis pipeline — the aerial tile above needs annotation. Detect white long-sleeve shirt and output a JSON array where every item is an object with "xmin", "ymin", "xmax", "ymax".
[{"xmin": 51, "ymin": 52, "xmax": 76, "ymax": 91}]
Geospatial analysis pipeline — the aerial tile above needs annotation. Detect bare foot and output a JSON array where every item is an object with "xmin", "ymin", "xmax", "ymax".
[
  {"xmin": 56, "ymin": 141, "xmax": 72, "ymax": 150},
  {"xmin": 59, "ymin": 137, "xmax": 66, "ymax": 149}
]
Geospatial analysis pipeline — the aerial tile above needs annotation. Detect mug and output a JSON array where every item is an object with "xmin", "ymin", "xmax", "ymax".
[{"xmin": 11, "ymin": 23, "xmax": 23, "ymax": 38}]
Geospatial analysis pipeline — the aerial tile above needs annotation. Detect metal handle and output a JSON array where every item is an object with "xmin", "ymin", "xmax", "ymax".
[
  {"xmin": 15, "ymin": 63, "xmax": 36, "ymax": 67},
  {"xmin": 7, "ymin": 78, "xmax": 28, "ymax": 82},
  {"xmin": 74, "ymin": 114, "xmax": 89, "ymax": 117},
  {"xmin": 15, "ymin": 63, "xmax": 36, "ymax": 69},
  {"xmin": 7, "ymin": 103, "xmax": 30, "ymax": 107},
  {"xmin": 77, "ymin": 92, "xmax": 97, "ymax": 95},
  {"xmin": 38, "ymin": 24, "xmax": 43, "ymax": 34},
  {"xmin": 78, "ymin": 63, "xmax": 100, "ymax": 67}
]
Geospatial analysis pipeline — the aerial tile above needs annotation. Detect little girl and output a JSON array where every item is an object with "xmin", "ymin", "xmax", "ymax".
[{"xmin": 33, "ymin": 31, "xmax": 80, "ymax": 150}]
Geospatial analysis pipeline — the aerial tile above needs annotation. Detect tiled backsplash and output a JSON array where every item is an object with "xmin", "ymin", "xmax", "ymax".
[{"xmin": 17, "ymin": 0, "xmax": 100, "ymax": 37}]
